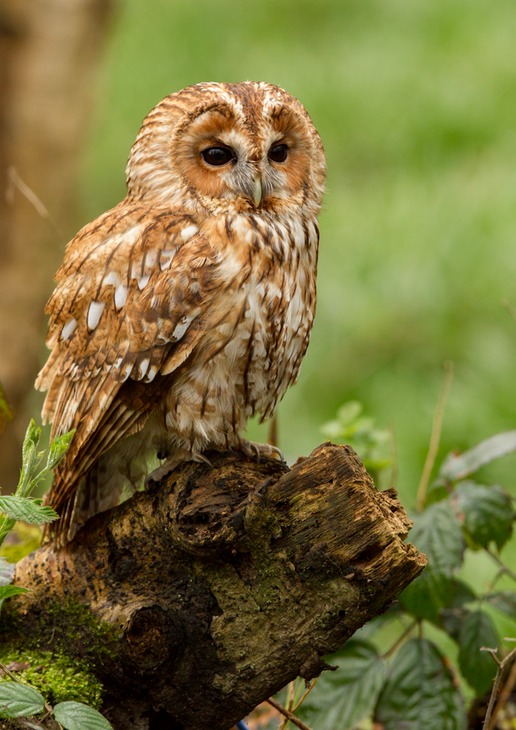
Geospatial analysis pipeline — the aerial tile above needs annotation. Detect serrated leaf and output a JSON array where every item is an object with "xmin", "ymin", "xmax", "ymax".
[
  {"xmin": 484, "ymin": 591, "xmax": 516, "ymax": 619},
  {"xmin": 401, "ymin": 574, "xmax": 476, "ymax": 626},
  {"xmin": 400, "ymin": 568, "xmax": 454, "ymax": 623},
  {"xmin": 375, "ymin": 638, "xmax": 466, "ymax": 730},
  {"xmin": 458, "ymin": 610, "xmax": 499, "ymax": 696},
  {"xmin": 439, "ymin": 431, "xmax": 516, "ymax": 483},
  {"xmin": 53, "ymin": 701, "xmax": 113, "ymax": 730},
  {"xmin": 0, "ymin": 585, "xmax": 28, "ymax": 600},
  {"xmin": 451, "ymin": 481, "xmax": 514, "ymax": 550},
  {"xmin": 46, "ymin": 431, "xmax": 74, "ymax": 470},
  {"xmin": 298, "ymin": 640, "xmax": 386, "ymax": 729},
  {"xmin": 408, "ymin": 501, "xmax": 465, "ymax": 574},
  {"xmin": 18, "ymin": 421, "xmax": 43, "ymax": 496},
  {"xmin": 0, "ymin": 681, "xmax": 45, "ymax": 718},
  {"xmin": 0, "ymin": 496, "xmax": 58, "ymax": 525}
]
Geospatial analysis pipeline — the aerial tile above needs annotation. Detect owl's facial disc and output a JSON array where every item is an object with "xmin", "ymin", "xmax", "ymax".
[
  {"xmin": 197, "ymin": 135, "xmax": 294, "ymax": 209},
  {"xmin": 174, "ymin": 100, "xmax": 314, "ymax": 212}
]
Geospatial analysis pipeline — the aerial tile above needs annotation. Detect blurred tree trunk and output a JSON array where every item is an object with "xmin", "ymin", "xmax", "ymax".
[{"xmin": 0, "ymin": 0, "xmax": 116, "ymax": 490}]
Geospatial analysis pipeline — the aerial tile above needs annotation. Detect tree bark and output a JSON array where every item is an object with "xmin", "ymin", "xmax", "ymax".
[
  {"xmin": 0, "ymin": 0, "xmax": 115, "ymax": 490},
  {"xmin": 5, "ymin": 444, "xmax": 426, "ymax": 730}
]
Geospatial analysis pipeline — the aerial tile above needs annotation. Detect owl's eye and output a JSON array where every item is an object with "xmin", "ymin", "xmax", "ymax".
[
  {"xmin": 268, "ymin": 143, "xmax": 289, "ymax": 163},
  {"xmin": 201, "ymin": 146, "xmax": 236, "ymax": 166}
]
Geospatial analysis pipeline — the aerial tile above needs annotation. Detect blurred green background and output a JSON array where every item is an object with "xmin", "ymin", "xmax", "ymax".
[{"xmin": 80, "ymin": 0, "xmax": 516, "ymax": 508}]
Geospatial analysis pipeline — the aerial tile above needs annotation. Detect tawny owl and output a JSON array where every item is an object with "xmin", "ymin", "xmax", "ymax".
[{"xmin": 36, "ymin": 81, "xmax": 326, "ymax": 543}]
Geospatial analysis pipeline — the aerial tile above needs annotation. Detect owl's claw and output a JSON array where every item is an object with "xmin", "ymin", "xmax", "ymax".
[{"xmin": 239, "ymin": 439, "xmax": 284, "ymax": 463}]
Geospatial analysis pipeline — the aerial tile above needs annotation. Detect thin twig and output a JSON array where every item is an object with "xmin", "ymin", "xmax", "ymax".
[
  {"xmin": 6, "ymin": 166, "xmax": 50, "ymax": 218},
  {"xmin": 6, "ymin": 166, "xmax": 64, "ymax": 240},
  {"xmin": 292, "ymin": 679, "xmax": 318, "ymax": 712},
  {"xmin": 482, "ymin": 645, "xmax": 516, "ymax": 730},
  {"xmin": 486, "ymin": 548, "xmax": 516, "ymax": 583},
  {"xmin": 268, "ymin": 414, "xmax": 279, "ymax": 449},
  {"xmin": 381, "ymin": 620, "xmax": 417, "ymax": 660},
  {"xmin": 279, "ymin": 681, "xmax": 296, "ymax": 730},
  {"xmin": 489, "ymin": 652, "xmax": 516, "ymax": 730},
  {"xmin": 416, "ymin": 361, "xmax": 454, "ymax": 511},
  {"xmin": 266, "ymin": 697, "xmax": 313, "ymax": 730}
]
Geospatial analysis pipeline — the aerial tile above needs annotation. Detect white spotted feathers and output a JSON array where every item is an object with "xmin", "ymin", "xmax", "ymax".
[{"xmin": 37, "ymin": 82, "xmax": 325, "ymax": 542}]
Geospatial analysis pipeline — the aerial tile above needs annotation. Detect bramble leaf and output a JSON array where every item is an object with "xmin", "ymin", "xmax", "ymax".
[
  {"xmin": 400, "ymin": 568, "xmax": 454, "ymax": 623},
  {"xmin": 0, "ymin": 681, "xmax": 45, "ymax": 718},
  {"xmin": 53, "ymin": 701, "xmax": 113, "ymax": 730},
  {"xmin": 46, "ymin": 430, "xmax": 75, "ymax": 470},
  {"xmin": 0, "ymin": 496, "xmax": 59, "ymax": 525},
  {"xmin": 400, "ymin": 502, "xmax": 465, "ymax": 622},
  {"xmin": 298, "ymin": 640, "xmax": 386, "ymax": 729},
  {"xmin": 375, "ymin": 638, "xmax": 466, "ymax": 729},
  {"xmin": 484, "ymin": 591, "xmax": 516, "ymax": 620},
  {"xmin": 407, "ymin": 501, "xmax": 465, "ymax": 574},
  {"xmin": 451, "ymin": 481, "xmax": 513, "ymax": 550},
  {"xmin": 439, "ymin": 431, "xmax": 516, "ymax": 484},
  {"xmin": 0, "ymin": 585, "xmax": 28, "ymax": 601},
  {"xmin": 458, "ymin": 610, "xmax": 499, "ymax": 696}
]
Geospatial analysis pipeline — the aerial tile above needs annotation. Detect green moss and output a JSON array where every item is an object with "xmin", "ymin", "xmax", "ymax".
[
  {"xmin": 0, "ymin": 598, "xmax": 119, "ymax": 711},
  {"xmin": 35, "ymin": 598, "xmax": 119, "ymax": 663},
  {"xmin": 0, "ymin": 649, "xmax": 103, "ymax": 708}
]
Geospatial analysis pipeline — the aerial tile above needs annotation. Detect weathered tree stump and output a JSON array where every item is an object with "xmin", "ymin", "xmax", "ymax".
[{"xmin": 5, "ymin": 443, "xmax": 426, "ymax": 729}]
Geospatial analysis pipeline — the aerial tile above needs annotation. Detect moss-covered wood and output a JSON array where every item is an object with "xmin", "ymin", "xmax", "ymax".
[{"xmin": 4, "ymin": 443, "xmax": 426, "ymax": 729}]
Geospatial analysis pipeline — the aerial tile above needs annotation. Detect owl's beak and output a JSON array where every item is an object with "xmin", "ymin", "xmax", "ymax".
[{"xmin": 251, "ymin": 176, "xmax": 262, "ymax": 207}]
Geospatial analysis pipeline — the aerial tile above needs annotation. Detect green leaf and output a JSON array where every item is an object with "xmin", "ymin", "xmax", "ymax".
[
  {"xmin": 401, "ymin": 502, "xmax": 466, "ymax": 622},
  {"xmin": 0, "ymin": 585, "xmax": 28, "ymax": 601},
  {"xmin": 451, "ymin": 481, "xmax": 514, "ymax": 550},
  {"xmin": 298, "ymin": 639, "xmax": 386, "ymax": 729},
  {"xmin": 408, "ymin": 501, "xmax": 465, "ymax": 574},
  {"xmin": 46, "ymin": 430, "xmax": 75, "ymax": 470},
  {"xmin": 439, "ymin": 431, "xmax": 516, "ymax": 484},
  {"xmin": 458, "ymin": 610, "xmax": 499, "ymax": 696},
  {"xmin": 484, "ymin": 591, "xmax": 516, "ymax": 620},
  {"xmin": 375, "ymin": 638, "xmax": 466, "ymax": 730},
  {"xmin": 18, "ymin": 421, "xmax": 43, "ymax": 496},
  {"xmin": 0, "ymin": 681, "xmax": 45, "ymax": 718},
  {"xmin": 53, "ymin": 701, "xmax": 113, "ymax": 730},
  {"xmin": 401, "ymin": 568, "xmax": 454, "ymax": 623},
  {"xmin": 0, "ymin": 496, "xmax": 58, "ymax": 525}
]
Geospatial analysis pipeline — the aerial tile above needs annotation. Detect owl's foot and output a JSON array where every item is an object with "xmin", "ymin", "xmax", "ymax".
[{"xmin": 239, "ymin": 439, "xmax": 284, "ymax": 462}]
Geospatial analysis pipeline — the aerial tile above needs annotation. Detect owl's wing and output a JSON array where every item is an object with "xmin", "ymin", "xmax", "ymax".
[{"xmin": 37, "ymin": 200, "xmax": 230, "ymax": 513}]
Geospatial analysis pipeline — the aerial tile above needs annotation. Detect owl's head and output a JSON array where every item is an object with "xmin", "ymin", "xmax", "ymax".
[{"xmin": 126, "ymin": 81, "xmax": 326, "ymax": 217}]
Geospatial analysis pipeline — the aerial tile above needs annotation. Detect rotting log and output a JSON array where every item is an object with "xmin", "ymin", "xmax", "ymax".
[{"xmin": 5, "ymin": 443, "xmax": 427, "ymax": 730}]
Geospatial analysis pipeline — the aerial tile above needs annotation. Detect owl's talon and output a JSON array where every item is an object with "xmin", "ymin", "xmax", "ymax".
[{"xmin": 240, "ymin": 439, "xmax": 284, "ymax": 463}]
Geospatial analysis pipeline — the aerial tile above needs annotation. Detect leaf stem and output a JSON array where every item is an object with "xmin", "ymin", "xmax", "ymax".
[
  {"xmin": 381, "ymin": 620, "xmax": 418, "ymax": 659},
  {"xmin": 482, "ymin": 646, "xmax": 516, "ymax": 730},
  {"xmin": 416, "ymin": 361, "xmax": 454, "ymax": 511},
  {"xmin": 486, "ymin": 548, "xmax": 516, "ymax": 583},
  {"xmin": 488, "ymin": 651, "xmax": 516, "ymax": 730},
  {"xmin": 266, "ymin": 698, "xmax": 313, "ymax": 730}
]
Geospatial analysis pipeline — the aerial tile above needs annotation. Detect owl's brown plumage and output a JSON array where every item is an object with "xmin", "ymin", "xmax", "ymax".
[{"xmin": 36, "ymin": 81, "xmax": 326, "ymax": 542}]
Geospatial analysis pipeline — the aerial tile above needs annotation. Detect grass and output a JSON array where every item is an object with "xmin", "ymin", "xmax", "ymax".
[{"xmin": 81, "ymin": 0, "xmax": 516, "ymax": 504}]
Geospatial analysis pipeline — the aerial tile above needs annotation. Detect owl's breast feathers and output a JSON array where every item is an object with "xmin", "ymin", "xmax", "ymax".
[{"xmin": 37, "ymin": 202, "xmax": 318, "ymax": 519}]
